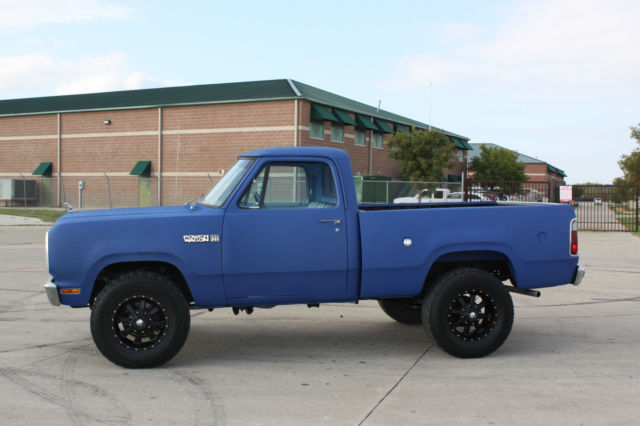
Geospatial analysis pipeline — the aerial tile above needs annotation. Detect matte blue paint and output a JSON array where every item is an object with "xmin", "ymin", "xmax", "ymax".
[{"xmin": 46, "ymin": 147, "xmax": 580, "ymax": 309}]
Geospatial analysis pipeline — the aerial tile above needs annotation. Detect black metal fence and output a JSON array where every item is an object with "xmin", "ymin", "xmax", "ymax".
[
  {"xmin": 465, "ymin": 181, "xmax": 639, "ymax": 232},
  {"xmin": 464, "ymin": 180, "xmax": 553, "ymax": 202},
  {"xmin": 570, "ymin": 185, "xmax": 639, "ymax": 232}
]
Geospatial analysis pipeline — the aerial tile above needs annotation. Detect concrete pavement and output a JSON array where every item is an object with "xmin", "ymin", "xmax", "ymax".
[{"xmin": 0, "ymin": 226, "xmax": 638, "ymax": 425}]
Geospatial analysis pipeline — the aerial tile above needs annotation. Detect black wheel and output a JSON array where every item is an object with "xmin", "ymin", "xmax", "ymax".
[
  {"xmin": 90, "ymin": 271, "xmax": 190, "ymax": 368},
  {"xmin": 422, "ymin": 268, "xmax": 514, "ymax": 358},
  {"xmin": 378, "ymin": 298, "xmax": 422, "ymax": 325}
]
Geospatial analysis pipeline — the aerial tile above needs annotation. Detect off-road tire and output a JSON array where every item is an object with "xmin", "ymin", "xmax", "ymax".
[
  {"xmin": 90, "ymin": 271, "xmax": 190, "ymax": 368},
  {"xmin": 422, "ymin": 268, "xmax": 514, "ymax": 358}
]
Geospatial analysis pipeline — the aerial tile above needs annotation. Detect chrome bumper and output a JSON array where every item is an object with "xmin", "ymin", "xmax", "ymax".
[
  {"xmin": 572, "ymin": 266, "xmax": 586, "ymax": 286},
  {"xmin": 44, "ymin": 281, "xmax": 60, "ymax": 306}
]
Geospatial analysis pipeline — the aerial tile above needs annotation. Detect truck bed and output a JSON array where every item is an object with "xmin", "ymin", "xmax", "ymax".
[{"xmin": 357, "ymin": 202, "xmax": 578, "ymax": 298}]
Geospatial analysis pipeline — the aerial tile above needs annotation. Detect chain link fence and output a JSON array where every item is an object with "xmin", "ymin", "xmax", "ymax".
[{"xmin": 0, "ymin": 176, "xmax": 219, "ymax": 209}]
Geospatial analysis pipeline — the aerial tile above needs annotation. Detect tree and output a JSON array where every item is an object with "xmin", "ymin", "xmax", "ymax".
[
  {"xmin": 470, "ymin": 144, "xmax": 528, "ymax": 182},
  {"xmin": 618, "ymin": 123, "xmax": 640, "ymax": 186},
  {"xmin": 387, "ymin": 129, "xmax": 456, "ymax": 182}
]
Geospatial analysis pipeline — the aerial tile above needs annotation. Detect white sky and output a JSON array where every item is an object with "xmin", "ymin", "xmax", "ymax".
[{"xmin": 1, "ymin": 0, "xmax": 638, "ymax": 183}]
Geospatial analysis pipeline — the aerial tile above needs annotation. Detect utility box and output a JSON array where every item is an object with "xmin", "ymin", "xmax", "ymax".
[
  {"xmin": 353, "ymin": 175, "xmax": 392, "ymax": 203},
  {"xmin": 0, "ymin": 179, "xmax": 37, "ymax": 201}
]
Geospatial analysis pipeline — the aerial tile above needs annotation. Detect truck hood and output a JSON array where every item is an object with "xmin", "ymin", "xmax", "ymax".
[{"xmin": 56, "ymin": 205, "xmax": 198, "ymax": 224}]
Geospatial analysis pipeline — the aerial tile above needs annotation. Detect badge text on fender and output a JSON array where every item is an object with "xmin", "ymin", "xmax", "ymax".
[{"xmin": 183, "ymin": 234, "xmax": 220, "ymax": 243}]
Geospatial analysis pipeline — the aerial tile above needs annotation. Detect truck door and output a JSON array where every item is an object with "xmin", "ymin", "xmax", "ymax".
[{"xmin": 222, "ymin": 161, "xmax": 348, "ymax": 303}]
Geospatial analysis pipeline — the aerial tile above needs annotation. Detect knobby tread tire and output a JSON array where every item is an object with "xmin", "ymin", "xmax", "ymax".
[
  {"xmin": 90, "ymin": 270, "xmax": 190, "ymax": 368},
  {"xmin": 421, "ymin": 267, "xmax": 514, "ymax": 358}
]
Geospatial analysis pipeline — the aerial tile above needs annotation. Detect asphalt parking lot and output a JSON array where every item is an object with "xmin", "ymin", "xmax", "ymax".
[{"xmin": 1, "ymin": 222, "xmax": 639, "ymax": 425}]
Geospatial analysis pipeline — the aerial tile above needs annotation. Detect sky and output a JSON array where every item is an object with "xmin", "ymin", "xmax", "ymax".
[{"xmin": 1, "ymin": 0, "xmax": 638, "ymax": 184}]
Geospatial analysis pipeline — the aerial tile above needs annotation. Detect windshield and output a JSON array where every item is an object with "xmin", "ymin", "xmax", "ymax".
[{"xmin": 201, "ymin": 158, "xmax": 254, "ymax": 207}]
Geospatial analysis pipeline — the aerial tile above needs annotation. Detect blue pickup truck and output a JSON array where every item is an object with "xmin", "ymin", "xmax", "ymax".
[{"xmin": 44, "ymin": 147, "xmax": 584, "ymax": 368}]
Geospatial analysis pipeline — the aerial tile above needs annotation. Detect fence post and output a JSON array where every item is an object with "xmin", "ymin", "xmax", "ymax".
[
  {"xmin": 104, "ymin": 173, "xmax": 112, "ymax": 209},
  {"xmin": 386, "ymin": 181, "xmax": 389, "ymax": 203},
  {"xmin": 19, "ymin": 173, "xmax": 27, "ymax": 210},
  {"xmin": 636, "ymin": 185, "xmax": 640, "ymax": 232}
]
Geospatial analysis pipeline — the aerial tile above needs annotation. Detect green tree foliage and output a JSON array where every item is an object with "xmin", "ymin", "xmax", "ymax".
[
  {"xmin": 618, "ymin": 124, "xmax": 640, "ymax": 186},
  {"xmin": 386, "ymin": 129, "xmax": 456, "ymax": 182},
  {"xmin": 470, "ymin": 144, "xmax": 528, "ymax": 182}
]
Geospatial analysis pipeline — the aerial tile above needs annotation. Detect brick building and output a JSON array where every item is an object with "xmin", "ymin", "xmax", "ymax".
[
  {"xmin": 0, "ymin": 79, "xmax": 471, "ymax": 207},
  {"xmin": 468, "ymin": 143, "xmax": 567, "ymax": 186}
]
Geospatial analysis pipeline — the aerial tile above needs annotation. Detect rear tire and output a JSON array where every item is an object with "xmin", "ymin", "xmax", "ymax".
[
  {"xmin": 422, "ymin": 268, "xmax": 513, "ymax": 358},
  {"xmin": 378, "ymin": 298, "xmax": 422, "ymax": 325},
  {"xmin": 90, "ymin": 271, "xmax": 190, "ymax": 368}
]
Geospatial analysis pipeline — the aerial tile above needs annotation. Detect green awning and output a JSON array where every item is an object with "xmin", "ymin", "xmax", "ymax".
[
  {"xmin": 394, "ymin": 124, "xmax": 409, "ymax": 134},
  {"xmin": 130, "ymin": 161, "xmax": 151, "ymax": 176},
  {"xmin": 450, "ymin": 136, "xmax": 472, "ymax": 150},
  {"xmin": 547, "ymin": 165, "xmax": 567, "ymax": 177},
  {"xmin": 374, "ymin": 118, "xmax": 393, "ymax": 134},
  {"xmin": 449, "ymin": 136, "xmax": 465, "ymax": 149},
  {"xmin": 332, "ymin": 109, "xmax": 357, "ymax": 126},
  {"xmin": 355, "ymin": 114, "xmax": 378, "ymax": 131},
  {"xmin": 310, "ymin": 104, "xmax": 338, "ymax": 122},
  {"xmin": 32, "ymin": 162, "xmax": 52, "ymax": 176}
]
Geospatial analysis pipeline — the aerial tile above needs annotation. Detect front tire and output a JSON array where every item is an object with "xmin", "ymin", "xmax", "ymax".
[
  {"xmin": 90, "ymin": 271, "xmax": 190, "ymax": 368},
  {"xmin": 422, "ymin": 268, "xmax": 514, "ymax": 358}
]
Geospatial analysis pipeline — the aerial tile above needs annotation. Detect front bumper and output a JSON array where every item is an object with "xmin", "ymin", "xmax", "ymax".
[
  {"xmin": 572, "ymin": 266, "xmax": 586, "ymax": 286},
  {"xmin": 44, "ymin": 281, "xmax": 60, "ymax": 306}
]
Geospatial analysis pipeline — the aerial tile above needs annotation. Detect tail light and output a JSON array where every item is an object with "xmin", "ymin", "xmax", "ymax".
[{"xmin": 570, "ymin": 219, "xmax": 578, "ymax": 256}]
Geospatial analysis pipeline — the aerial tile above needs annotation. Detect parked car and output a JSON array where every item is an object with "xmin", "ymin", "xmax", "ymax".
[
  {"xmin": 447, "ymin": 192, "xmax": 490, "ymax": 201},
  {"xmin": 45, "ymin": 147, "xmax": 584, "ymax": 368},
  {"xmin": 393, "ymin": 188, "xmax": 452, "ymax": 203}
]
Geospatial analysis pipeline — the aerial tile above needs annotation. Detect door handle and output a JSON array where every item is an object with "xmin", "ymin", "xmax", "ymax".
[{"xmin": 320, "ymin": 219, "xmax": 342, "ymax": 225}]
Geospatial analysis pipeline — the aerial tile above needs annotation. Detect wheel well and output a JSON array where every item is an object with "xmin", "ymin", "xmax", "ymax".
[
  {"xmin": 91, "ymin": 261, "xmax": 194, "ymax": 306},
  {"xmin": 422, "ymin": 252, "xmax": 514, "ymax": 295}
]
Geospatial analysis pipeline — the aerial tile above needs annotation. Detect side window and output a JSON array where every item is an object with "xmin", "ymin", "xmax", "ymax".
[
  {"xmin": 239, "ymin": 163, "xmax": 338, "ymax": 209},
  {"xmin": 354, "ymin": 128, "xmax": 366, "ymax": 146},
  {"xmin": 310, "ymin": 121, "xmax": 324, "ymax": 139},
  {"xmin": 331, "ymin": 123, "xmax": 344, "ymax": 142}
]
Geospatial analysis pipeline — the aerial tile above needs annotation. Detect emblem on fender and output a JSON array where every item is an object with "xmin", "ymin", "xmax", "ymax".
[{"xmin": 183, "ymin": 234, "xmax": 220, "ymax": 243}]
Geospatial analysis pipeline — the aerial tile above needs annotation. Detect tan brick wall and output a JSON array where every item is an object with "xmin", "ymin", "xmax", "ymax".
[
  {"xmin": 61, "ymin": 135, "xmax": 158, "ymax": 174},
  {"xmin": 0, "ymin": 114, "xmax": 58, "ymax": 174},
  {"xmin": 62, "ymin": 109, "xmax": 158, "ymax": 134},
  {"xmin": 163, "ymin": 102, "xmax": 294, "ymax": 130}
]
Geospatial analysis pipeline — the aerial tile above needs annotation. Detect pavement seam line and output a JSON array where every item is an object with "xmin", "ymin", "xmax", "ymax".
[{"xmin": 358, "ymin": 345, "xmax": 432, "ymax": 426}]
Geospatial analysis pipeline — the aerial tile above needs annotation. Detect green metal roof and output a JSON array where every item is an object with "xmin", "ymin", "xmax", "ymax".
[
  {"xmin": 468, "ymin": 143, "xmax": 567, "ymax": 178},
  {"xmin": 32, "ymin": 161, "xmax": 52, "ymax": 176},
  {"xmin": 332, "ymin": 109, "xmax": 357, "ymax": 126},
  {"xmin": 0, "ymin": 79, "xmax": 469, "ymax": 142},
  {"xmin": 130, "ymin": 161, "xmax": 151, "ymax": 176}
]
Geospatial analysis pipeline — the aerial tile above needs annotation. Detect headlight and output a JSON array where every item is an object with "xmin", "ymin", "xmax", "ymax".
[{"xmin": 45, "ymin": 230, "xmax": 49, "ymax": 270}]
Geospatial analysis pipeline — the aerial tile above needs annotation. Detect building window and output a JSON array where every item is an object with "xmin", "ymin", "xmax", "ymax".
[
  {"xmin": 331, "ymin": 123, "xmax": 344, "ymax": 143},
  {"xmin": 373, "ymin": 132, "xmax": 383, "ymax": 149},
  {"xmin": 310, "ymin": 121, "xmax": 324, "ymax": 139},
  {"xmin": 354, "ymin": 129, "xmax": 366, "ymax": 146}
]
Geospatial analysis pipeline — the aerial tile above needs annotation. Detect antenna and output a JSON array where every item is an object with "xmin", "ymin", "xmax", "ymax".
[
  {"xmin": 377, "ymin": 100, "xmax": 381, "ymax": 112},
  {"xmin": 428, "ymin": 82, "xmax": 432, "ymax": 131}
]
